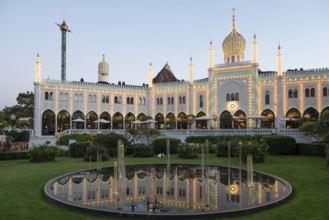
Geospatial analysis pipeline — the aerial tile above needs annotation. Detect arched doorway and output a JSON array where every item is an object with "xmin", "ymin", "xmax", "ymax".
[
  {"xmin": 125, "ymin": 113, "xmax": 135, "ymax": 129},
  {"xmin": 155, "ymin": 113, "xmax": 164, "ymax": 129},
  {"xmin": 42, "ymin": 109, "xmax": 55, "ymax": 135},
  {"xmin": 57, "ymin": 110, "xmax": 70, "ymax": 132},
  {"xmin": 177, "ymin": 112, "xmax": 187, "ymax": 129},
  {"xmin": 220, "ymin": 110, "xmax": 233, "ymax": 129},
  {"xmin": 165, "ymin": 113, "xmax": 176, "ymax": 129},
  {"xmin": 113, "ymin": 112, "xmax": 123, "ymax": 129},
  {"xmin": 100, "ymin": 112, "xmax": 111, "ymax": 129},
  {"xmin": 286, "ymin": 108, "xmax": 301, "ymax": 128},
  {"xmin": 86, "ymin": 111, "xmax": 98, "ymax": 129},
  {"xmin": 195, "ymin": 111, "xmax": 207, "ymax": 129},
  {"xmin": 234, "ymin": 110, "xmax": 246, "ymax": 129},
  {"xmin": 303, "ymin": 107, "xmax": 319, "ymax": 121},
  {"xmin": 261, "ymin": 109, "xmax": 275, "ymax": 128},
  {"xmin": 72, "ymin": 110, "xmax": 85, "ymax": 129},
  {"xmin": 136, "ymin": 113, "xmax": 147, "ymax": 129},
  {"xmin": 321, "ymin": 106, "xmax": 329, "ymax": 117}
]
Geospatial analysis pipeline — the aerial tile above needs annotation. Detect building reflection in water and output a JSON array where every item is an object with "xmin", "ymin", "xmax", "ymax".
[{"xmin": 51, "ymin": 163, "xmax": 288, "ymax": 213}]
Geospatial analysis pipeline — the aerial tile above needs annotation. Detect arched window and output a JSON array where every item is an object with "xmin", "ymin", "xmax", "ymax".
[
  {"xmin": 127, "ymin": 97, "xmax": 130, "ymax": 104},
  {"xmin": 171, "ymin": 97, "xmax": 174, "ymax": 104},
  {"xmin": 78, "ymin": 94, "xmax": 83, "ymax": 102},
  {"xmin": 88, "ymin": 94, "xmax": 92, "ymax": 103},
  {"xmin": 168, "ymin": 97, "xmax": 170, "ymax": 105},
  {"xmin": 157, "ymin": 98, "xmax": 159, "ymax": 105},
  {"xmin": 288, "ymin": 89, "xmax": 293, "ymax": 98},
  {"xmin": 118, "ymin": 96, "xmax": 122, "ymax": 104},
  {"xmin": 323, "ymin": 87, "xmax": 328, "ymax": 97},
  {"xmin": 235, "ymin": 93, "xmax": 239, "ymax": 101},
  {"xmin": 179, "ymin": 97, "xmax": 182, "ymax": 104},
  {"xmin": 305, "ymin": 88, "xmax": 310, "ymax": 97},
  {"xmin": 102, "ymin": 95, "xmax": 105, "ymax": 103},
  {"xmin": 160, "ymin": 98, "xmax": 163, "ymax": 105},
  {"xmin": 131, "ymin": 97, "xmax": 134, "ymax": 105},
  {"xmin": 310, "ymin": 88, "xmax": 315, "ymax": 97},
  {"xmin": 92, "ymin": 95, "xmax": 96, "ymax": 103},
  {"xmin": 265, "ymin": 91, "xmax": 270, "ymax": 105},
  {"xmin": 74, "ymin": 94, "xmax": 78, "ymax": 102},
  {"xmin": 231, "ymin": 93, "xmax": 235, "ymax": 101},
  {"xmin": 49, "ymin": 92, "xmax": 53, "ymax": 100},
  {"xmin": 65, "ymin": 93, "xmax": 68, "ymax": 101},
  {"xmin": 114, "ymin": 96, "xmax": 118, "ymax": 104},
  {"xmin": 293, "ymin": 89, "xmax": 298, "ymax": 98},
  {"xmin": 183, "ymin": 96, "xmax": 186, "ymax": 104},
  {"xmin": 226, "ymin": 93, "xmax": 230, "ymax": 101},
  {"xmin": 45, "ymin": 92, "xmax": 49, "ymax": 100},
  {"xmin": 106, "ymin": 96, "xmax": 109, "ymax": 103},
  {"xmin": 200, "ymin": 95, "xmax": 203, "ymax": 108},
  {"xmin": 143, "ymin": 98, "xmax": 145, "ymax": 105}
]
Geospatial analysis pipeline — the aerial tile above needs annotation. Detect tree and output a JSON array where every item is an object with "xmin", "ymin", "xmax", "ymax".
[
  {"xmin": 141, "ymin": 128, "xmax": 160, "ymax": 147},
  {"xmin": 2, "ymin": 91, "xmax": 34, "ymax": 129},
  {"xmin": 298, "ymin": 110, "xmax": 329, "ymax": 142},
  {"xmin": 0, "ymin": 111, "xmax": 6, "ymax": 134}
]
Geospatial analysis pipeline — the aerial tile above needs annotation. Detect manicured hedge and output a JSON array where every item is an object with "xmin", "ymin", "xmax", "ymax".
[
  {"xmin": 132, "ymin": 146, "xmax": 154, "ymax": 157},
  {"xmin": 29, "ymin": 145, "xmax": 58, "ymax": 162},
  {"xmin": 57, "ymin": 133, "xmax": 92, "ymax": 146},
  {"xmin": 0, "ymin": 151, "xmax": 30, "ymax": 160},
  {"xmin": 263, "ymin": 135, "xmax": 296, "ymax": 155},
  {"xmin": 296, "ymin": 143, "xmax": 325, "ymax": 156},
  {"xmin": 152, "ymin": 138, "xmax": 181, "ymax": 154},
  {"xmin": 69, "ymin": 142, "xmax": 89, "ymax": 158},
  {"xmin": 92, "ymin": 133, "xmax": 127, "ymax": 157}
]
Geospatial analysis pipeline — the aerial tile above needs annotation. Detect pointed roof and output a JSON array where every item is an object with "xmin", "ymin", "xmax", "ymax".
[{"xmin": 152, "ymin": 63, "xmax": 179, "ymax": 84}]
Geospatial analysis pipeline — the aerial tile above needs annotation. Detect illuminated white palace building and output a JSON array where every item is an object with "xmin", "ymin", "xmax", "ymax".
[{"xmin": 33, "ymin": 10, "xmax": 329, "ymax": 137}]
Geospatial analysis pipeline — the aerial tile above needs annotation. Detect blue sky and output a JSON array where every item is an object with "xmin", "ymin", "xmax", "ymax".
[{"xmin": 1, "ymin": 0, "xmax": 328, "ymax": 110}]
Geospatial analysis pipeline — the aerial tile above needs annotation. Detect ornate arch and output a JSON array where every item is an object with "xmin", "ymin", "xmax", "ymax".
[
  {"xmin": 220, "ymin": 110, "xmax": 233, "ymax": 129},
  {"xmin": 112, "ymin": 112, "xmax": 123, "ymax": 129},
  {"xmin": 57, "ymin": 110, "xmax": 70, "ymax": 132},
  {"xmin": 261, "ymin": 109, "xmax": 275, "ymax": 128},
  {"xmin": 42, "ymin": 109, "xmax": 55, "ymax": 135}
]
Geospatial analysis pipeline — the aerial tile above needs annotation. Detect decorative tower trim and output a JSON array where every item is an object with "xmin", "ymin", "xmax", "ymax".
[
  {"xmin": 277, "ymin": 43, "xmax": 283, "ymax": 76},
  {"xmin": 209, "ymin": 41, "xmax": 213, "ymax": 68},
  {"xmin": 148, "ymin": 62, "xmax": 153, "ymax": 87},
  {"xmin": 189, "ymin": 57, "xmax": 194, "ymax": 83},
  {"xmin": 56, "ymin": 20, "xmax": 71, "ymax": 81},
  {"xmin": 35, "ymin": 53, "xmax": 41, "ymax": 82},
  {"xmin": 252, "ymin": 34, "xmax": 258, "ymax": 63}
]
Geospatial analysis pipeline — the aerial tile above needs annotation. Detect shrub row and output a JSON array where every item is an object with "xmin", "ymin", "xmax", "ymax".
[
  {"xmin": 0, "ymin": 151, "xmax": 30, "ymax": 160},
  {"xmin": 29, "ymin": 145, "xmax": 58, "ymax": 162},
  {"xmin": 92, "ymin": 133, "xmax": 127, "ymax": 157},
  {"xmin": 152, "ymin": 138, "xmax": 181, "ymax": 154},
  {"xmin": 296, "ymin": 143, "xmax": 326, "ymax": 156},
  {"xmin": 262, "ymin": 135, "xmax": 296, "ymax": 155},
  {"xmin": 69, "ymin": 142, "xmax": 89, "ymax": 158},
  {"xmin": 57, "ymin": 133, "xmax": 93, "ymax": 146}
]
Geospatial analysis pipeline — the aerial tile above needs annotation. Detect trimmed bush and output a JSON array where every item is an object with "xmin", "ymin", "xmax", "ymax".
[
  {"xmin": 0, "ymin": 151, "xmax": 30, "ymax": 160},
  {"xmin": 241, "ymin": 141, "xmax": 268, "ymax": 163},
  {"xmin": 263, "ymin": 135, "xmax": 296, "ymax": 155},
  {"xmin": 178, "ymin": 143, "xmax": 199, "ymax": 159},
  {"xmin": 152, "ymin": 138, "xmax": 181, "ymax": 154},
  {"xmin": 29, "ymin": 145, "xmax": 58, "ymax": 162},
  {"xmin": 216, "ymin": 140, "xmax": 239, "ymax": 157},
  {"xmin": 69, "ymin": 142, "xmax": 89, "ymax": 158},
  {"xmin": 92, "ymin": 133, "xmax": 127, "ymax": 157},
  {"xmin": 133, "ymin": 146, "xmax": 154, "ymax": 157},
  {"xmin": 57, "ymin": 134, "xmax": 92, "ymax": 146},
  {"xmin": 297, "ymin": 143, "xmax": 325, "ymax": 156},
  {"xmin": 83, "ymin": 146, "xmax": 109, "ymax": 162}
]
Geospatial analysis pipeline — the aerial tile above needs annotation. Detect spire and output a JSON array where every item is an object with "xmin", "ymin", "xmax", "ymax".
[
  {"xmin": 189, "ymin": 56, "xmax": 194, "ymax": 83},
  {"xmin": 102, "ymin": 54, "xmax": 106, "ymax": 61},
  {"xmin": 148, "ymin": 62, "xmax": 153, "ymax": 87},
  {"xmin": 209, "ymin": 40, "xmax": 214, "ymax": 68},
  {"xmin": 277, "ymin": 43, "xmax": 283, "ymax": 76},
  {"xmin": 35, "ymin": 53, "xmax": 41, "ymax": 82},
  {"xmin": 252, "ymin": 34, "xmax": 258, "ymax": 63},
  {"xmin": 231, "ymin": 7, "xmax": 236, "ymax": 30}
]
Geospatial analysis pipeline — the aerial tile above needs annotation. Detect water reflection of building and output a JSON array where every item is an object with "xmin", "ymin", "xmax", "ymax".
[
  {"xmin": 34, "ymin": 9, "xmax": 329, "ymax": 137},
  {"xmin": 51, "ymin": 166, "xmax": 286, "ymax": 213}
]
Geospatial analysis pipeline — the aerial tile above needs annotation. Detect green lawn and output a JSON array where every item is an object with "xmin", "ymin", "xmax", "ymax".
[{"xmin": 0, "ymin": 155, "xmax": 328, "ymax": 220}]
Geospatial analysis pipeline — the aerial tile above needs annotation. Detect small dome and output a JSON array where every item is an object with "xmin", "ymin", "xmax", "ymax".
[
  {"xmin": 222, "ymin": 9, "xmax": 246, "ymax": 62},
  {"xmin": 98, "ymin": 54, "xmax": 109, "ymax": 76},
  {"xmin": 60, "ymin": 20, "xmax": 69, "ymax": 32}
]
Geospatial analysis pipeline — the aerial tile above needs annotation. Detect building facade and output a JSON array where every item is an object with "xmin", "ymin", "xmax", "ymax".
[{"xmin": 33, "ymin": 11, "xmax": 329, "ymax": 136}]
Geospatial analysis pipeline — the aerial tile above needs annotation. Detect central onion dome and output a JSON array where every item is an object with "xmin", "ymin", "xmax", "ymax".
[
  {"xmin": 222, "ymin": 8, "xmax": 246, "ymax": 64},
  {"xmin": 97, "ymin": 54, "xmax": 109, "ymax": 84}
]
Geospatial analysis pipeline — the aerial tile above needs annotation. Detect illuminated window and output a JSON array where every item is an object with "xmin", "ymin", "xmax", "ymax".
[
  {"xmin": 265, "ymin": 91, "xmax": 270, "ymax": 105},
  {"xmin": 293, "ymin": 89, "xmax": 298, "ymax": 98},
  {"xmin": 310, "ymin": 88, "xmax": 315, "ymax": 97},
  {"xmin": 288, "ymin": 89, "xmax": 293, "ymax": 98}
]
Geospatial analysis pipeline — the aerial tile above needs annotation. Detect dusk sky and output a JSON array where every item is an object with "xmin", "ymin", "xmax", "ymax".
[{"xmin": 1, "ymin": 0, "xmax": 328, "ymax": 110}]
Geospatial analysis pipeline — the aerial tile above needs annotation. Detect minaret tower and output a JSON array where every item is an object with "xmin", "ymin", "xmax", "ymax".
[
  {"xmin": 35, "ymin": 53, "xmax": 41, "ymax": 82},
  {"xmin": 189, "ymin": 57, "xmax": 194, "ymax": 83},
  {"xmin": 252, "ymin": 34, "xmax": 258, "ymax": 63},
  {"xmin": 277, "ymin": 44, "xmax": 283, "ymax": 76},
  {"xmin": 56, "ymin": 20, "xmax": 70, "ymax": 81},
  {"xmin": 97, "ymin": 54, "xmax": 109, "ymax": 83},
  {"xmin": 209, "ymin": 41, "xmax": 214, "ymax": 68},
  {"xmin": 148, "ymin": 62, "xmax": 153, "ymax": 87}
]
